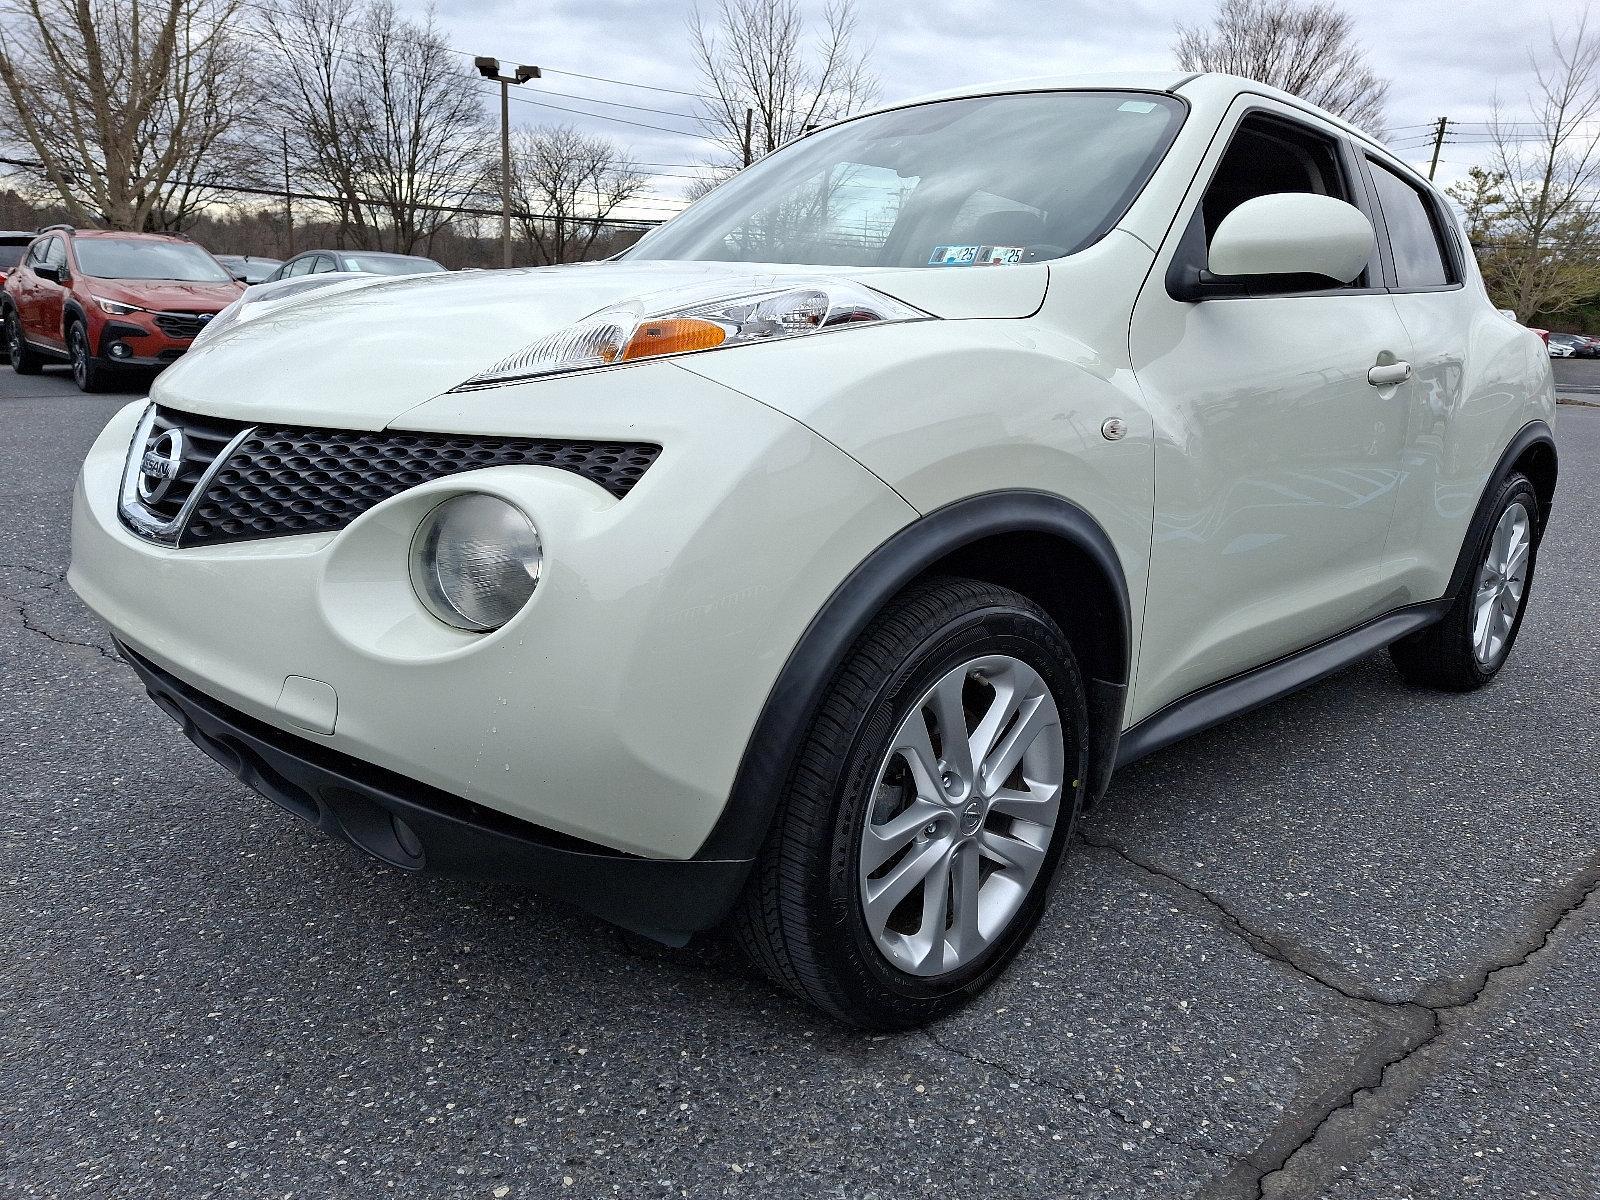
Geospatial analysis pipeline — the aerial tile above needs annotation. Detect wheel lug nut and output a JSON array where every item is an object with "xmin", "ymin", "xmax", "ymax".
[{"xmin": 924, "ymin": 823, "xmax": 939, "ymax": 836}]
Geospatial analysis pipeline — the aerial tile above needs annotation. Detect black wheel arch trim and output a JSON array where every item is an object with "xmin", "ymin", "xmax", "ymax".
[
  {"xmin": 696, "ymin": 489, "xmax": 1133, "ymax": 862},
  {"xmin": 1444, "ymin": 419, "xmax": 1556, "ymax": 603},
  {"xmin": 62, "ymin": 298, "xmax": 89, "ymax": 344}
]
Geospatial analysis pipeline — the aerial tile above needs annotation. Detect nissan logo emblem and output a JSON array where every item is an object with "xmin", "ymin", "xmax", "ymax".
[{"xmin": 137, "ymin": 428, "xmax": 185, "ymax": 504}]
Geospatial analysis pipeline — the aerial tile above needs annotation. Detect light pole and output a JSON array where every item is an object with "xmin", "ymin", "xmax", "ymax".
[{"xmin": 475, "ymin": 56, "xmax": 540, "ymax": 269}]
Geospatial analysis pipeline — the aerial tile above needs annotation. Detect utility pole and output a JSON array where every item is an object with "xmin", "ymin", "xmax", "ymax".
[
  {"xmin": 742, "ymin": 107, "xmax": 754, "ymax": 167},
  {"xmin": 1427, "ymin": 116, "xmax": 1450, "ymax": 181},
  {"xmin": 475, "ymin": 57, "xmax": 541, "ymax": 268},
  {"xmin": 281, "ymin": 130, "xmax": 294, "ymax": 256}
]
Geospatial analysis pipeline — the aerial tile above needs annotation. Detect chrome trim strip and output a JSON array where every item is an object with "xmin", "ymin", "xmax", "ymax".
[{"xmin": 117, "ymin": 403, "xmax": 256, "ymax": 547}]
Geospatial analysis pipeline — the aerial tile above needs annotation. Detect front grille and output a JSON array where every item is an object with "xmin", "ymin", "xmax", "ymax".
[
  {"xmin": 153, "ymin": 311, "xmax": 210, "ymax": 339},
  {"xmin": 118, "ymin": 406, "xmax": 660, "ymax": 548},
  {"xmin": 131, "ymin": 408, "xmax": 249, "ymax": 526}
]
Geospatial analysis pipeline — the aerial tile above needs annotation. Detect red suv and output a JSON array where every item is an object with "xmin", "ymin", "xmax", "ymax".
[{"xmin": 2, "ymin": 227, "xmax": 243, "ymax": 392}]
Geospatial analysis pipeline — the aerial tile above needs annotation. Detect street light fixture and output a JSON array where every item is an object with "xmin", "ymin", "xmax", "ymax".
[{"xmin": 476, "ymin": 56, "xmax": 541, "ymax": 269}]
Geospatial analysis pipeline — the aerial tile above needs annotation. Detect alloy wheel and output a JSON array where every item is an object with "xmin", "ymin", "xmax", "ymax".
[
  {"xmin": 7, "ymin": 314, "xmax": 21, "ymax": 359},
  {"xmin": 858, "ymin": 654, "xmax": 1064, "ymax": 977},
  {"xmin": 1472, "ymin": 500, "xmax": 1531, "ymax": 666},
  {"xmin": 69, "ymin": 326, "xmax": 87, "ymax": 388}
]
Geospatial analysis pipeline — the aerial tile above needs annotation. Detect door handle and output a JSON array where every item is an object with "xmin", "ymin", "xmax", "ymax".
[{"xmin": 1368, "ymin": 360, "xmax": 1413, "ymax": 387}]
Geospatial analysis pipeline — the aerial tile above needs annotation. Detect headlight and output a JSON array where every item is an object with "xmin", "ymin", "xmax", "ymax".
[
  {"xmin": 409, "ymin": 494, "xmax": 542, "ymax": 633},
  {"xmin": 455, "ymin": 279, "xmax": 927, "ymax": 391},
  {"xmin": 94, "ymin": 296, "xmax": 143, "ymax": 316}
]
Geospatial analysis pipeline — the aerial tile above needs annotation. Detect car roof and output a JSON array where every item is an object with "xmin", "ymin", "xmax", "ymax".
[
  {"xmin": 68, "ymin": 228, "xmax": 194, "ymax": 241},
  {"xmin": 842, "ymin": 70, "xmax": 1389, "ymax": 157},
  {"xmin": 821, "ymin": 70, "xmax": 1434, "ymax": 199}
]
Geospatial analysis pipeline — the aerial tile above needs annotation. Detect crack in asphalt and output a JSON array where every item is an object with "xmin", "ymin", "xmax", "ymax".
[
  {"xmin": 918, "ymin": 1024, "xmax": 1222, "ymax": 1161},
  {"xmin": 1254, "ymin": 867, "xmax": 1600, "ymax": 1200},
  {"xmin": 0, "ymin": 568, "xmax": 121, "ymax": 662},
  {"xmin": 1075, "ymin": 828, "xmax": 1600, "ymax": 1200},
  {"xmin": 1077, "ymin": 832, "xmax": 1428, "ymax": 1012}
]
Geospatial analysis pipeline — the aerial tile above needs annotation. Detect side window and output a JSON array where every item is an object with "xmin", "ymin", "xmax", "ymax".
[
  {"xmin": 310, "ymin": 254, "xmax": 336, "ymax": 274},
  {"xmin": 1197, "ymin": 114, "xmax": 1368, "ymax": 288},
  {"xmin": 282, "ymin": 255, "xmax": 314, "ymax": 278},
  {"xmin": 1367, "ymin": 161, "xmax": 1453, "ymax": 289},
  {"xmin": 45, "ymin": 238, "xmax": 69, "ymax": 271},
  {"xmin": 23, "ymin": 240, "xmax": 46, "ymax": 268}
]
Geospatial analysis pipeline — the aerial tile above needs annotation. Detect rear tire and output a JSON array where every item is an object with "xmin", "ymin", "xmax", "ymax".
[
  {"xmin": 6, "ymin": 308, "xmax": 41, "ymax": 375},
  {"xmin": 1390, "ymin": 473, "xmax": 1541, "ymax": 691},
  {"xmin": 735, "ymin": 577, "xmax": 1090, "ymax": 1029}
]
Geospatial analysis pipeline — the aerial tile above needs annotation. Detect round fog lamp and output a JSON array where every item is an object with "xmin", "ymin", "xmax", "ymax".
[{"xmin": 409, "ymin": 494, "xmax": 542, "ymax": 632}]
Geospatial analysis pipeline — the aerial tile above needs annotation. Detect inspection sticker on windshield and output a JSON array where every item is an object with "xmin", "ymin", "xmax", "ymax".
[{"xmin": 929, "ymin": 244, "xmax": 1025, "ymax": 267}]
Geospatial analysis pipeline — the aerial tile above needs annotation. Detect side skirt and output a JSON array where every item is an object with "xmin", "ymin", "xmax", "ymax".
[{"xmin": 1114, "ymin": 600, "xmax": 1450, "ymax": 770}]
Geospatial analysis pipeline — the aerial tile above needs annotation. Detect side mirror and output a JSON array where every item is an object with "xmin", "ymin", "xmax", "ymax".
[
  {"xmin": 34, "ymin": 263, "xmax": 62, "ymax": 284},
  {"xmin": 1172, "ymin": 193, "xmax": 1376, "ymax": 301}
]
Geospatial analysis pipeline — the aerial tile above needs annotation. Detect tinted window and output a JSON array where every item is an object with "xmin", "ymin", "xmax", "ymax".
[
  {"xmin": 1195, "ymin": 114, "xmax": 1368, "ymax": 288},
  {"xmin": 628, "ymin": 91, "xmax": 1186, "ymax": 267},
  {"xmin": 309, "ymin": 254, "xmax": 337, "ymax": 274},
  {"xmin": 340, "ymin": 253, "xmax": 445, "ymax": 275},
  {"xmin": 73, "ymin": 238, "xmax": 232, "ymax": 282},
  {"xmin": 1368, "ymin": 162, "xmax": 1451, "ymax": 288},
  {"xmin": 0, "ymin": 245, "xmax": 26, "ymax": 269},
  {"xmin": 282, "ymin": 256, "xmax": 315, "ymax": 278}
]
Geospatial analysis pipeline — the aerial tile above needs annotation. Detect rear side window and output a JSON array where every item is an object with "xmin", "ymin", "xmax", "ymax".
[{"xmin": 1367, "ymin": 162, "xmax": 1452, "ymax": 288}]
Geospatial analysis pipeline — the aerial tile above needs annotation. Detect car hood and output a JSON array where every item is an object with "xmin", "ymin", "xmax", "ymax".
[
  {"xmin": 88, "ymin": 278, "xmax": 244, "ymax": 311},
  {"xmin": 151, "ymin": 259, "xmax": 1048, "ymax": 430}
]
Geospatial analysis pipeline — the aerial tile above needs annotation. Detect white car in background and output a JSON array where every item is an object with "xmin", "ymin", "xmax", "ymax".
[{"xmin": 70, "ymin": 72, "xmax": 1556, "ymax": 1028}]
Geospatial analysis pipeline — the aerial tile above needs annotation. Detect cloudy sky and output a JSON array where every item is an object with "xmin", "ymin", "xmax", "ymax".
[{"xmin": 413, "ymin": 0, "xmax": 1592, "ymax": 220}]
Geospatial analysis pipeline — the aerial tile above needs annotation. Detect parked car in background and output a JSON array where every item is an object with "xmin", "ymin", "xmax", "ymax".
[
  {"xmin": 0, "ymin": 230, "xmax": 38, "ymax": 360},
  {"xmin": 0, "ymin": 229, "xmax": 36, "ymax": 288},
  {"xmin": 215, "ymin": 254, "xmax": 283, "ymax": 285},
  {"xmin": 70, "ymin": 72, "xmax": 1557, "ymax": 1028},
  {"xmin": 1550, "ymin": 332, "xmax": 1598, "ymax": 358},
  {"xmin": 261, "ymin": 249, "xmax": 445, "ymax": 283},
  {"xmin": 1546, "ymin": 335, "xmax": 1576, "ymax": 357},
  {"xmin": 1, "ymin": 228, "xmax": 243, "ymax": 391}
]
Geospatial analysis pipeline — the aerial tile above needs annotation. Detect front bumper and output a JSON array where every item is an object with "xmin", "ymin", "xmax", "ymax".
[
  {"xmin": 70, "ymin": 363, "xmax": 918, "ymax": 862},
  {"xmin": 96, "ymin": 316, "xmax": 198, "ymax": 366},
  {"xmin": 121, "ymin": 642, "xmax": 748, "ymax": 941}
]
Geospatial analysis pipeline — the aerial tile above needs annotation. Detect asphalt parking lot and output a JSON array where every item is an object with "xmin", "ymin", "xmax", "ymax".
[{"xmin": 2, "ymin": 359, "xmax": 1597, "ymax": 1200}]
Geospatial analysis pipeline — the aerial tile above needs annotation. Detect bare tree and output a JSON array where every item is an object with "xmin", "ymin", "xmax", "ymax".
[
  {"xmin": 0, "ymin": 0, "xmax": 257, "ymax": 229},
  {"xmin": 1174, "ymin": 0, "xmax": 1389, "ymax": 130},
  {"xmin": 257, "ymin": 0, "xmax": 486, "ymax": 253},
  {"xmin": 1451, "ymin": 16, "xmax": 1600, "ymax": 322},
  {"xmin": 689, "ymin": 0, "xmax": 877, "ymax": 177},
  {"xmin": 506, "ymin": 125, "xmax": 643, "ymax": 265}
]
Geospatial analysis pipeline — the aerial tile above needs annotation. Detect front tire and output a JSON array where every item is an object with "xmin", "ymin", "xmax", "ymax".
[
  {"xmin": 6, "ymin": 308, "xmax": 41, "ymax": 375},
  {"xmin": 1390, "ymin": 473, "xmax": 1541, "ymax": 690},
  {"xmin": 735, "ymin": 577, "xmax": 1090, "ymax": 1029},
  {"xmin": 68, "ymin": 320, "xmax": 113, "ymax": 393}
]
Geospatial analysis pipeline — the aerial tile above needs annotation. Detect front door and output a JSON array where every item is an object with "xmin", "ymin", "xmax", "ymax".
[{"xmin": 1127, "ymin": 100, "xmax": 1412, "ymax": 723}]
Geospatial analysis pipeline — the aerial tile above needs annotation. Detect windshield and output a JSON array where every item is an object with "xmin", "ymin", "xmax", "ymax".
[
  {"xmin": 74, "ymin": 238, "xmax": 233, "ymax": 282},
  {"xmin": 343, "ymin": 254, "xmax": 444, "ymax": 275},
  {"xmin": 628, "ymin": 91, "xmax": 1185, "ymax": 268}
]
